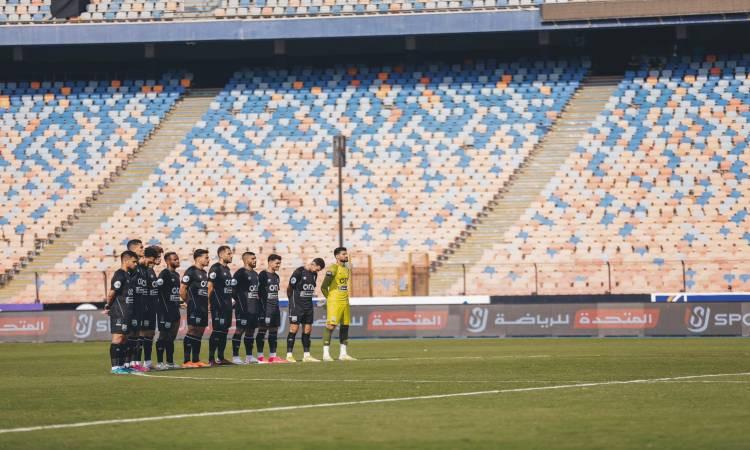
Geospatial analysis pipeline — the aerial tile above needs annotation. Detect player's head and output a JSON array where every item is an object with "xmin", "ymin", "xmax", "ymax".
[
  {"xmin": 126, "ymin": 239, "xmax": 144, "ymax": 257},
  {"xmin": 164, "ymin": 251, "xmax": 179, "ymax": 270},
  {"xmin": 267, "ymin": 254, "xmax": 281, "ymax": 272},
  {"xmin": 334, "ymin": 247, "xmax": 348, "ymax": 263},
  {"xmin": 217, "ymin": 245, "xmax": 233, "ymax": 264},
  {"xmin": 309, "ymin": 258, "xmax": 326, "ymax": 273},
  {"xmin": 242, "ymin": 251, "xmax": 257, "ymax": 270},
  {"xmin": 152, "ymin": 245, "xmax": 164, "ymax": 265},
  {"xmin": 143, "ymin": 246, "xmax": 159, "ymax": 267},
  {"xmin": 120, "ymin": 250, "xmax": 138, "ymax": 271},
  {"xmin": 193, "ymin": 249, "xmax": 209, "ymax": 268}
]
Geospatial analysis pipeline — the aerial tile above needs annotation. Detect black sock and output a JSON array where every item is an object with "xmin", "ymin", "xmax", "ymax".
[
  {"xmin": 231, "ymin": 331, "xmax": 243, "ymax": 357},
  {"xmin": 156, "ymin": 339, "xmax": 166, "ymax": 363},
  {"xmin": 340, "ymin": 325, "xmax": 349, "ymax": 346},
  {"xmin": 244, "ymin": 332, "xmax": 254, "ymax": 356},
  {"xmin": 286, "ymin": 332, "xmax": 296, "ymax": 354},
  {"xmin": 143, "ymin": 337, "xmax": 153, "ymax": 362},
  {"xmin": 109, "ymin": 343, "xmax": 117, "ymax": 367},
  {"xmin": 209, "ymin": 331, "xmax": 220, "ymax": 361},
  {"xmin": 117, "ymin": 343, "xmax": 127, "ymax": 366},
  {"xmin": 218, "ymin": 332, "xmax": 227, "ymax": 360},
  {"xmin": 166, "ymin": 340, "xmax": 175, "ymax": 364},
  {"xmin": 182, "ymin": 336, "xmax": 191, "ymax": 363},
  {"xmin": 127, "ymin": 338, "xmax": 137, "ymax": 364},
  {"xmin": 192, "ymin": 337, "xmax": 202, "ymax": 363},
  {"xmin": 255, "ymin": 329, "xmax": 266, "ymax": 354},
  {"xmin": 302, "ymin": 333, "xmax": 311, "ymax": 352},
  {"xmin": 268, "ymin": 330, "xmax": 278, "ymax": 354},
  {"xmin": 135, "ymin": 336, "xmax": 143, "ymax": 363}
]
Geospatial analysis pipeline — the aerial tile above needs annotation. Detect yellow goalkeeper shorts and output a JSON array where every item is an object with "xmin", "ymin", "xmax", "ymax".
[{"xmin": 326, "ymin": 301, "xmax": 351, "ymax": 326}]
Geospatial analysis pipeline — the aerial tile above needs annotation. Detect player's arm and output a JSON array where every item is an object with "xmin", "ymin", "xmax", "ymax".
[
  {"xmin": 105, "ymin": 273, "xmax": 122, "ymax": 315},
  {"xmin": 320, "ymin": 265, "xmax": 336, "ymax": 298},
  {"xmin": 286, "ymin": 268, "xmax": 300, "ymax": 300},
  {"xmin": 179, "ymin": 270, "xmax": 190, "ymax": 301}
]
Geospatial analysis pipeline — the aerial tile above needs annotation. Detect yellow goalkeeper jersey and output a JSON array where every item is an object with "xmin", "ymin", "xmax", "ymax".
[{"xmin": 323, "ymin": 263, "xmax": 350, "ymax": 303}]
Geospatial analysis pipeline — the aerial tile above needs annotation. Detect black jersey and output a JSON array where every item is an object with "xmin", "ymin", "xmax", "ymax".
[
  {"xmin": 158, "ymin": 268, "xmax": 181, "ymax": 321},
  {"xmin": 134, "ymin": 264, "xmax": 150, "ymax": 303},
  {"xmin": 233, "ymin": 267, "xmax": 260, "ymax": 315},
  {"xmin": 259, "ymin": 270, "xmax": 281, "ymax": 310},
  {"xmin": 182, "ymin": 265, "xmax": 209, "ymax": 313},
  {"xmin": 110, "ymin": 268, "xmax": 135, "ymax": 318},
  {"xmin": 147, "ymin": 267, "xmax": 160, "ymax": 302},
  {"xmin": 289, "ymin": 266, "xmax": 318, "ymax": 306},
  {"xmin": 208, "ymin": 262, "xmax": 235, "ymax": 312}
]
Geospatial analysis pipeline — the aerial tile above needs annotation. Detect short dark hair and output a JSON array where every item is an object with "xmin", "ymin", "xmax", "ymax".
[
  {"xmin": 193, "ymin": 249, "xmax": 209, "ymax": 259},
  {"xmin": 313, "ymin": 258, "xmax": 326, "ymax": 269},
  {"xmin": 217, "ymin": 245, "xmax": 231, "ymax": 256},
  {"xmin": 121, "ymin": 250, "xmax": 138, "ymax": 262},
  {"xmin": 164, "ymin": 251, "xmax": 177, "ymax": 261},
  {"xmin": 153, "ymin": 245, "xmax": 164, "ymax": 255},
  {"xmin": 126, "ymin": 239, "xmax": 142, "ymax": 251},
  {"xmin": 334, "ymin": 247, "xmax": 347, "ymax": 256},
  {"xmin": 144, "ymin": 246, "xmax": 160, "ymax": 258},
  {"xmin": 268, "ymin": 254, "xmax": 281, "ymax": 263},
  {"xmin": 242, "ymin": 251, "xmax": 256, "ymax": 259}
]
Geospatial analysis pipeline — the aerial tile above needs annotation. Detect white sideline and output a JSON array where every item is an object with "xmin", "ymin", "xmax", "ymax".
[
  {"xmin": 1, "ymin": 372, "xmax": 748, "ymax": 435},
  {"xmin": 136, "ymin": 373, "xmax": 583, "ymax": 383}
]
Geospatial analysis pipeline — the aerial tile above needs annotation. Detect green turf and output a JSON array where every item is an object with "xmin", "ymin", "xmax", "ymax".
[{"xmin": 1, "ymin": 338, "xmax": 749, "ymax": 449}]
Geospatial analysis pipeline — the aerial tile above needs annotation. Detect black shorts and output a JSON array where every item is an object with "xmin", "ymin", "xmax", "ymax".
[
  {"xmin": 258, "ymin": 308, "xmax": 281, "ymax": 328},
  {"xmin": 235, "ymin": 311, "xmax": 258, "ymax": 329},
  {"xmin": 211, "ymin": 309, "xmax": 233, "ymax": 332},
  {"xmin": 289, "ymin": 301, "xmax": 314, "ymax": 325},
  {"xmin": 110, "ymin": 314, "xmax": 131, "ymax": 334},
  {"xmin": 187, "ymin": 308, "xmax": 208, "ymax": 327}
]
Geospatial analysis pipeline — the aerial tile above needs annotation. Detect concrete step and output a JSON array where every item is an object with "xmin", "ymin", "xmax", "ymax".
[{"xmin": 429, "ymin": 75, "xmax": 621, "ymax": 295}]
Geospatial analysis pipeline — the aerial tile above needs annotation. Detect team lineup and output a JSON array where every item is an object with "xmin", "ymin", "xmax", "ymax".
[{"xmin": 104, "ymin": 241, "xmax": 355, "ymax": 374}]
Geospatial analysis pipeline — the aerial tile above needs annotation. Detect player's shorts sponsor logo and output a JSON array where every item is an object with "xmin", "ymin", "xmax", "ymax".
[
  {"xmin": 239, "ymin": 319, "xmax": 247, "ymax": 326},
  {"xmin": 684, "ymin": 305, "xmax": 750, "ymax": 333},
  {"xmin": 0, "ymin": 317, "xmax": 50, "ymax": 336},
  {"xmin": 574, "ymin": 309, "xmax": 660, "ymax": 329},
  {"xmin": 465, "ymin": 307, "xmax": 489, "ymax": 333},
  {"xmin": 73, "ymin": 313, "xmax": 108, "ymax": 339},
  {"xmin": 368, "ymin": 311, "xmax": 448, "ymax": 331},
  {"xmin": 290, "ymin": 315, "xmax": 298, "ymax": 323}
]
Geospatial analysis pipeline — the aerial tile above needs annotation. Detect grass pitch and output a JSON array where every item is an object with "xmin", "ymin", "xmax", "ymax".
[{"xmin": 1, "ymin": 338, "xmax": 749, "ymax": 449}]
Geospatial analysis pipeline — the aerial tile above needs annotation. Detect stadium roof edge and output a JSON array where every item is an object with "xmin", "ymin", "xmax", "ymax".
[{"xmin": 1, "ymin": 10, "xmax": 749, "ymax": 47}]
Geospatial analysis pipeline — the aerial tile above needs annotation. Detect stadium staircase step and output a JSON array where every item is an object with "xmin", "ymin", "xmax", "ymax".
[
  {"xmin": 428, "ymin": 75, "xmax": 621, "ymax": 295},
  {"xmin": 0, "ymin": 88, "xmax": 220, "ymax": 302}
]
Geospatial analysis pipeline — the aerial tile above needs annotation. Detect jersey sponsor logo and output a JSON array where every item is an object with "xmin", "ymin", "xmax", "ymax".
[{"xmin": 200, "ymin": 280, "xmax": 208, "ymax": 288}]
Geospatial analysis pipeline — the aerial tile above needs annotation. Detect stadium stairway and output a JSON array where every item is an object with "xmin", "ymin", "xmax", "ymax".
[
  {"xmin": 428, "ymin": 76, "xmax": 621, "ymax": 295},
  {"xmin": 0, "ymin": 88, "xmax": 220, "ymax": 303}
]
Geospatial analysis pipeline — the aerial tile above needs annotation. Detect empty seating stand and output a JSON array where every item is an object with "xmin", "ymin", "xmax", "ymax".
[
  {"xmin": 459, "ymin": 54, "xmax": 750, "ymax": 295},
  {"xmin": 25, "ymin": 59, "xmax": 585, "ymax": 303},
  {"xmin": 0, "ymin": 73, "xmax": 189, "ymax": 292}
]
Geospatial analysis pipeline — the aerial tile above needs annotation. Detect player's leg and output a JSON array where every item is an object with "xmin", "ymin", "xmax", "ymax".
[
  {"xmin": 268, "ymin": 310, "xmax": 287, "ymax": 363},
  {"xmin": 338, "ymin": 304, "xmax": 356, "ymax": 361},
  {"xmin": 255, "ymin": 326, "xmax": 267, "ymax": 363},
  {"xmin": 208, "ymin": 311, "xmax": 220, "ymax": 364},
  {"xmin": 141, "ymin": 306, "xmax": 156, "ymax": 369},
  {"xmin": 286, "ymin": 320, "xmax": 300, "ymax": 362},
  {"xmin": 166, "ymin": 326, "xmax": 179, "ymax": 368},
  {"xmin": 231, "ymin": 314, "xmax": 247, "ymax": 364},
  {"xmin": 323, "ymin": 301, "xmax": 343, "ymax": 361},
  {"xmin": 209, "ymin": 310, "xmax": 231, "ymax": 366},
  {"xmin": 301, "ymin": 323, "xmax": 318, "ymax": 362},
  {"xmin": 244, "ymin": 314, "xmax": 258, "ymax": 363},
  {"xmin": 217, "ymin": 309, "xmax": 232, "ymax": 363},
  {"xmin": 109, "ymin": 315, "xmax": 129, "ymax": 374}
]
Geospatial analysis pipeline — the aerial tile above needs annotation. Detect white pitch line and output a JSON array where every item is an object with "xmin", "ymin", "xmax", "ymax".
[
  {"xmin": 136, "ymin": 373, "xmax": 586, "ymax": 384},
  {"xmin": 1, "ymin": 371, "xmax": 749, "ymax": 435},
  {"xmin": 364, "ymin": 354, "xmax": 552, "ymax": 362}
]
